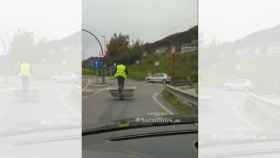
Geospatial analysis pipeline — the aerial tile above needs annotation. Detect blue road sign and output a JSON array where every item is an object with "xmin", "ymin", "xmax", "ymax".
[{"xmin": 95, "ymin": 59, "xmax": 103, "ymax": 70}]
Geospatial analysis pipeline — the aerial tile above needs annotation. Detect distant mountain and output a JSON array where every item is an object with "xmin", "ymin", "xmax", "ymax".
[
  {"xmin": 48, "ymin": 32, "xmax": 81, "ymax": 49},
  {"xmin": 234, "ymin": 25, "xmax": 280, "ymax": 48},
  {"xmin": 216, "ymin": 24, "xmax": 280, "ymax": 56},
  {"xmin": 143, "ymin": 25, "xmax": 198, "ymax": 53},
  {"xmin": 200, "ymin": 24, "xmax": 280, "ymax": 70}
]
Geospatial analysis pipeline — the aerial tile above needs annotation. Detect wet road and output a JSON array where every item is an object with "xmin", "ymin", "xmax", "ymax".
[{"xmin": 82, "ymin": 79, "xmax": 172, "ymax": 130}]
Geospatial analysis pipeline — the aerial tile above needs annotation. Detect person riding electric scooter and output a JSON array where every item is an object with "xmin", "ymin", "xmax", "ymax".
[
  {"xmin": 19, "ymin": 61, "xmax": 31, "ymax": 92},
  {"xmin": 113, "ymin": 62, "xmax": 128, "ymax": 100}
]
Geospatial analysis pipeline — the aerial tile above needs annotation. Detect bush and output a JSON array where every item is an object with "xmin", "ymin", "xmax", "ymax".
[{"xmin": 82, "ymin": 68, "xmax": 95, "ymax": 75}]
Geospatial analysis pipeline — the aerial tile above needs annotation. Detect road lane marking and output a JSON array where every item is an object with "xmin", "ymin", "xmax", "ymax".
[{"xmin": 152, "ymin": 92, "xmax": 174, "ymax": 115}]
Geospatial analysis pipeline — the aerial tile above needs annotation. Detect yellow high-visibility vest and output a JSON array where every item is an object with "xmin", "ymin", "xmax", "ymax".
[
  {"xmin": 20, "ymin": 63, "xmax": 31, "ymax": 77},
  {"xmin": 114, "ymin": 64, "xmax": 127, "ymax": 79}
]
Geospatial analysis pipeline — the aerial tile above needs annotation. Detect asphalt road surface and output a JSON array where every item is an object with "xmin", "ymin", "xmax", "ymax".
[{"xmin": 82, "ymin": 78, "xmax": 172, "ymax": 130}]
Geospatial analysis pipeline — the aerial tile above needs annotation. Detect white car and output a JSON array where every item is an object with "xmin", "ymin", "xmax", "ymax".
[
  {"xmin": 224, "ymin": 79, "xmax": 253, "ymax": 91},
  {"xmin": 145, "ymin": 73, "xmax": 171, "ymax": 83}
]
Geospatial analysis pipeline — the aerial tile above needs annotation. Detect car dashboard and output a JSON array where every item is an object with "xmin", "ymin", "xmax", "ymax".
[{"xmin": 83, "ymin": 124, "xmax": 197, "ymax": 158}]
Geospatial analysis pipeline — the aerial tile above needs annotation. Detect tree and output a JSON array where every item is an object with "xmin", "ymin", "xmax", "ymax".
[
  {"xmin": 127, "ymin": 40, "xmax": 143, "ymax": 64},
  {"xmin": 106, "ymin": 34, "xmax": 144, "ymax": 65},
  {"xmin": 106, "ymin": 33, "xmax": 130, "ymax": 64}
]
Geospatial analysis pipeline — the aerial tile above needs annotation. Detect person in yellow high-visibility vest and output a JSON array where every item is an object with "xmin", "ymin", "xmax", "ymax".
[
  {"xmin": 19, "ymin": 62, "xmax": 31, "ymax": 91},
  {"xmin": 113, "ymin": 63, "xmax": 128, "ymax": 99}
]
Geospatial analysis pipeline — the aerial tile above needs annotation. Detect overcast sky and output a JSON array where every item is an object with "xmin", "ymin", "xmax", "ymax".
[
  {"xmin": 200, "ymin": 0, "xmax": 280, "ymax": 44},
  {"xmin": 0, "ymin": 0, "xmax": 81, "ymax": 54},
  {"xmin": 1, "ymin": 0, "xmax": 279, "ymax": 54},
  {"xmin": 83, "ymin": 0, "xmax": 197, "ymax": 58}
]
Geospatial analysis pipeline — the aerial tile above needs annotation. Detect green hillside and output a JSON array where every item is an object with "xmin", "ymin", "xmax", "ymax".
[
  {"xmin": 128, "ymin": 52, "xmax": 197, "ymax": 82},
  {"xmin": 144, "ymin": 25, "xmax": 198, "ymax": 53}
]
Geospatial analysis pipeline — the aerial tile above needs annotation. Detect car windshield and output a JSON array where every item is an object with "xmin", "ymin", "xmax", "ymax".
[
  {"xmin": 82, "ymin": 74, "xmax": 198, "ymax": 132},
  {"xmin": 82, "ymin": 0, "xmax": 198, "ymax": 136},
  {"xmin": 82, "ymin": 48, "xmax": 198, "ymax": 133},
  {"xmin": 154, "ymin": 73, "xmax": 164, "ymax": 77}
]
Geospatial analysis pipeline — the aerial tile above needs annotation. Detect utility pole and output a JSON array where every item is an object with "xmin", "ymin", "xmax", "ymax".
[
  {"xmin": 171, "ymin": 46, "xmax": 176, "ymax": 82},
  {"xmin": 101, "ymin": 35, "xmax": 106, "ymax": 51},
  {"xmin": 101, "ymin": 35, "xmax": 106, "ymax": 82}
]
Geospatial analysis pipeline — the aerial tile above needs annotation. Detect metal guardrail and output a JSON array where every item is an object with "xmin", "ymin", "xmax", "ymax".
[
  {"xmin": 170, "ymin": 80, "xmax": 193, "ymax": 86},
  {"xmin": 165, "ymin": 84, "xmax": 198, "ymax": 112}
]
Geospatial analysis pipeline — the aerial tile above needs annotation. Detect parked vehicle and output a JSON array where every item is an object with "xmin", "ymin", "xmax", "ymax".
[{"xmin": 145, "ymin": 73, "xmax": 171, "ymax": 83}]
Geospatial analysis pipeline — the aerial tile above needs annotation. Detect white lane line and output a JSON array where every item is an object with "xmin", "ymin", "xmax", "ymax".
[
  {"xmin": 82, "ymin": 77, "xmax": 95, "ymax": 91},
  {"xmin": 152, "ymin": 92, "xmax": 174, "ymax": 115}
]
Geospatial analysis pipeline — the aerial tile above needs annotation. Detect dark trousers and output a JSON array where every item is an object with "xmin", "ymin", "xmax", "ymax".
[
  {"xmin": 21, "ymin": 75, "xmax": 30, "ymax": 92},
  {"xmin": 117, "ymin": 77, "xmax": 125, "ymax": 94}
]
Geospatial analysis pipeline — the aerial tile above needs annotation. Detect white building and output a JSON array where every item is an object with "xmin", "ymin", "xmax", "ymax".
[
  {"xmin": 155, "ymin": 47, "xmax": 168, "ymax": 54},
  {"xmin": 181, "ymin": 40, "xmax": 198, "ymax": 53}
]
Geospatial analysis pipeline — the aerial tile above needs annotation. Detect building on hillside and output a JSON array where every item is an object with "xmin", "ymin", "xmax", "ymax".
[
  {"xmin": 180, "ymin": 40, "xmax": 198, "ymax": 53},
  {"xmin": 155, "ymin": 46, "xmax": 168, "ymax": 54},
  {"xmin": 142, "ymin": 51, "xmax": 148, "ymax": 57},
  {"xmin": 266, "ymin": 45, "xmax": 280, "ymax": 55},
  {"xmin": 234, "ymin": 45, "xmax": 280, "ymax": 56}
]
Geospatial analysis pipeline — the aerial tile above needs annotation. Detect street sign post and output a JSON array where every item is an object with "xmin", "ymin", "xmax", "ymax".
[
  {"xmin": 171, "ymin": 46, "xmax": 176, "ymax": 81},
  {"xmin": 82, "ymin": 29, "xmax": 106, "ymax": 83},
  {"xmin": 95, "ymin": 59, "xmax": 103, "ymax": 70}
]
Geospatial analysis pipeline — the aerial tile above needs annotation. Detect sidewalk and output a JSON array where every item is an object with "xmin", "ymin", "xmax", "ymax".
[{"xmin": 82, "ymin": 76, "xmax": 113, "ymax": 97}]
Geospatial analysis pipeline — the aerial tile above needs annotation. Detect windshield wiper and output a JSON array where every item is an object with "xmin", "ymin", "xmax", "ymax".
[{"xmin": 109, "ymin": 129, "xmax": 197, "ymax": 141}]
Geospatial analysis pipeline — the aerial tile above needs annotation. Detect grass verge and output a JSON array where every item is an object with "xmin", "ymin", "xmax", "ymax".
[
  {"xmin": 161, "ymin": 89, "xmax": 194, "ymax": 114},
  {"xmin": 82, "ymin": 68, "xmax": 95, "ymax": 76}
]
